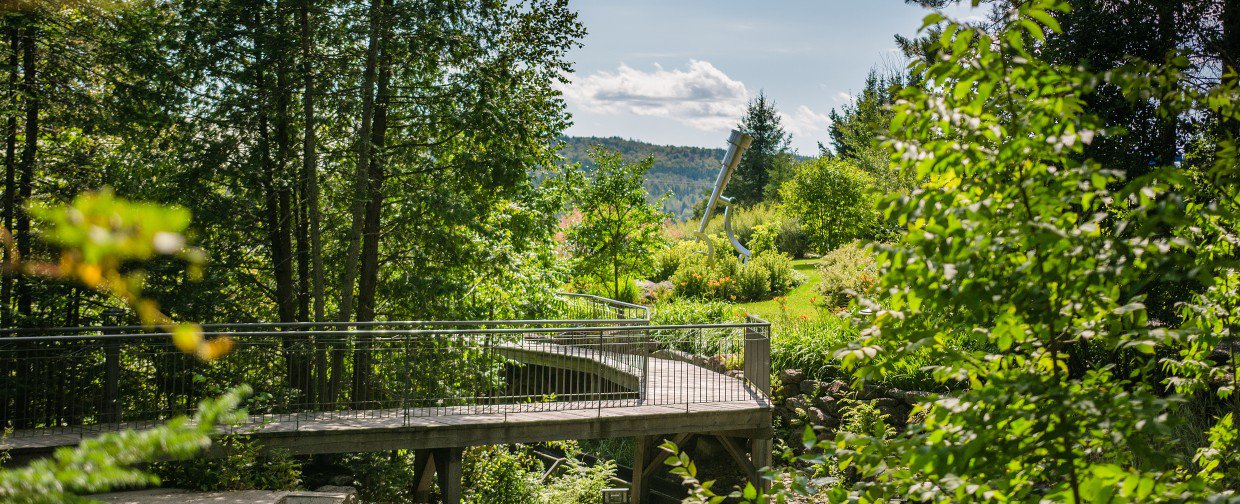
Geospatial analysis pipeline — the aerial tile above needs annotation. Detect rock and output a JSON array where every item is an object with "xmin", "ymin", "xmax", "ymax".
[
  {"xmin": 784, "ymin": 396, "xmax": 809, "ymax": 411},
  {"xmin": 725, "ymin": 369, "xmax": 745, "ymax": 379},
  {"xmin": 813, "ymin": 395, "xmax": 841, "ymax": 417},
  {"xmin": 805, "ymin": 407, "xmax": 839, "ymax": 430},
  {"xmin": 779, "ymin": 369, "xmax": 805, "ymax": 385},
  {"xmin": 329, "ymin": 475, "xmax": 354, "ymax": 486},
  {"xmin": 873, "ymin": 398, "xmax": 912, "ymax": 425},
  {"xmin": 825, "ymin": 380, "xmax": 849, "ymax": 395},
  {"xmin": 856, "ymin": 384, "xmax": 887, "ymax": 400},
  {"xmin": 799, "ymin": 379, "xmax": 822, "ymax": 395},
  {"xmin": 899, "ymin": 390, "xmax": 934, "ymax": 406}
]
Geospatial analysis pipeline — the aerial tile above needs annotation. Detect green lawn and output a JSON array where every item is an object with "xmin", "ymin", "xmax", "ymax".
[{"xmin": 735, "ymin": 258, "xmax": 825, "ymax": 322}]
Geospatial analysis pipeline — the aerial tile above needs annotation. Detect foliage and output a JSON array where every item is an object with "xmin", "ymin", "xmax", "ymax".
[
  {"xmin": 463, "ymin": 445, "xmax": 543, "ymax": 504},
  {"xmin": 666, "ymin": 251, "xmax": 800, "ymax": 302},
  {"xmin": 828, "ymin": 69, "xmax": 910, "ymax": 192},
  {"xmin": 0, "ymin": 386, "xmax": 250, "ymax": 504},
  {"xmin": 650, "ymin": 298, "xmax": 736, "ymax": 326},
  {"xmin": 20, "ymin": 190, "xmax": 229, "ymax": 359},
  {"xmin": 537, "ymin": 441, "xmax": 618, "ymax": 504},
  {"xmin": 152, "ymin": 434, "xmax": 302, "ymax": 492},
  {"xmin": 565, "ymin": 148, "xmax": 668, "ymax": 300},
  {"xmin": 779, "ymin": 158, "xmax": 880, "ymax": 254},
  {"xmin": 815, "ymin": 241, "xmax": 878, "ymax": 309},
  {"xmin": 460, "ymin": 442, "xmax": 617, "ymax": 504},
  {"xmin": 671, "ymin": 204, "xmax": 809, "ymax": 258},
  {"xmin": 823, "ymin": 1, "xmax": 1231, "ymax": 501},
  {"xmin": 651, "ymin": 240, "xmax": 707, "ymax": 282},
  {"xmin": 729, "ymin": 92, "xmax": 793, "ymax": 207}
]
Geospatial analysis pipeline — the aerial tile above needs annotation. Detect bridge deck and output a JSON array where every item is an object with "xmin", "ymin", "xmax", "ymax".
[{"xmin": 0, "ymin": 355, "xmax": 771, "ymax": 456}]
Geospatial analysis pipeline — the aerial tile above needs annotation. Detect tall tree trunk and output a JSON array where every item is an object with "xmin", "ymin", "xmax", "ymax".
[
  {"xmin": 2, "ymin": 25, "xmax": 18, "ymax": 328},
  {"xmin": 352, "ymin": 0, "xmax": 391, "ymax": 408},
  {"xmin": 16, "ymin": 22, "xmax": 36, "ymax": 324},
  {"xmin": 338, "ymin": 0, "xmax": 384, "ymax": 325},
  {"xmin": 1225, "ymin": 0, "xmax": 1240, "ymax": 74},
  {"xmin": 356, "ymin": 0, "xmax": 390, "ymax": 324},
  {"xmin": 298, "ymin": 0, "xmax": 329, "ymax": 407}
]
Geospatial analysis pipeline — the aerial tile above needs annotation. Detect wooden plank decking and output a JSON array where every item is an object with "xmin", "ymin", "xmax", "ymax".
[{"xmin": 1, "ymin": 353, "xmax": 770, "ymax": 457}]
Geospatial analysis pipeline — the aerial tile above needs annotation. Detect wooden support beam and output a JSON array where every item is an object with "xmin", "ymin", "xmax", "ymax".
[
  {"xmin": 631, "ymin": 435, "xmax": 654, "ymax": 504},
  {"xmin": 715, "ymin": 435, "xmax": 758, "ymax": 485},
  {"xmin": 641, "ymin": 432, "xmax": 694, "ymax": 481},
  {"xmin": 434, "ymin": 447, "xmax": 463, "ymax": 504},
  {"xmin": 751, "ymin": 435, "xmax": 773, "ymax": 491},
  {"xmin": 411, "ymin": 447, "xmax": 463, "ymax": 504},
  {"xmin": 412, "ymin": 449, "xmax": 436, "ymax": 502}
]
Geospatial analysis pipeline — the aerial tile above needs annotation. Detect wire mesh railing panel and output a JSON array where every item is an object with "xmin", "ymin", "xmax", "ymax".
[{"xmin": 0, "ymin": 315, "xmax": 770, "ymax": 437}]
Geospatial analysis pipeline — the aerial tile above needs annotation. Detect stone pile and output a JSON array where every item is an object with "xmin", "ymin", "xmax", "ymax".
[{"xmin": 772, "ymin": 368, "xmax": 932, "ymax": 438}]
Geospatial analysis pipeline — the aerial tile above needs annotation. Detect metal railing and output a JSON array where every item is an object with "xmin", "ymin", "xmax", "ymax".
[{"xmin": 0, "ymin": 297, "xmax": 768, "ymax": 437}]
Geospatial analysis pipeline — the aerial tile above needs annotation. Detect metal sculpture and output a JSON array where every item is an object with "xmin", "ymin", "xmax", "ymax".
[{"xmin": 697, "ymin": 129, "xmax": 754, "ymax": 261}]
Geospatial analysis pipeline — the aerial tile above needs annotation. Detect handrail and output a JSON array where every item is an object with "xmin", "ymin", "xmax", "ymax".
[
  {"xmin": 0, "ymin": 321, "xmax": 766, "ymax": 343},
  {"xmin": 0, "ymin": 292, "xmax": 650, "ymax": 335}
]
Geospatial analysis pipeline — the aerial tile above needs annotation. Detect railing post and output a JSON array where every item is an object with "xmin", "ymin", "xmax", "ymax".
[
  {"xmin": 104, "ymin": 338, "xmax": 120, "ymax": 423},
  {"xmin": 743, "ymin": 319, "xmax": 770, "ymax": 397}
]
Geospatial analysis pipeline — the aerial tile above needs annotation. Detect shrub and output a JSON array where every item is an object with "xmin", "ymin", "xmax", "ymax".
[
  {"xmin": 669, "ymin": 204, "xmax": 809, "ymax": 258},
  {"xmin": 153, "ymin": 434, "xmax": 302, "ymax": 492},
  {"xmin": 748, "ymin": 223, "xmax": 778, "ymax": 256},
  {"xmin": 650, "ymin": 298, "xmax": 734, "ymax": 325},
  {"xmin": 735, "ymin": 260, "xmax": 771, "ymax": 301},
  {"xmin": 463, "ymin": 445, "xmax": 542, "ymax": 504},
  {"xmin": 779, "ymin": 158, "xmax": 879, "ymax": 254},
  {"xmin": 750, "ymin": 251, "xmax": 800, "ymax": 294},
  {"xmin": 668, "ymin": 250, "xmax": 798, "ymax": 302},
  {"xmin": 816, "ymin": 241, "xmax": 878, "ymax": 308}
]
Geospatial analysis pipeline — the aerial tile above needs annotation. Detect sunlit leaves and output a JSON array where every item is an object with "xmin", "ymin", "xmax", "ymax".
[{"xmin": 11, "ymin": 189, "xmax": 230, "ymax": 360}]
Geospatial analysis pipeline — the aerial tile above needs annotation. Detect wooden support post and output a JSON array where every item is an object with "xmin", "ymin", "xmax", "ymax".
[
  {"xmin": 630, "ymin": 435, "xmax": 654, "ymax": 504},
  {"xmin": 751, "ymin": 435, "xmax": 772, "ymax": 491},
  {"xmin": 411, "ymin": 447, "xmax": 463, "ymax": 504},
  {"xmin": 434, "ymin": 447, "xmax": 463, "ymax": 504},
  {"xmin": 411, "ymin": 449, "xmax": 436, "ymax": 503}
]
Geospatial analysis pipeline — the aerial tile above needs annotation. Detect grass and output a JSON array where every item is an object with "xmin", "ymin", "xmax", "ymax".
[{"xmin": 734, "ymin": 258, "xmax": 826, "ymax": 322}]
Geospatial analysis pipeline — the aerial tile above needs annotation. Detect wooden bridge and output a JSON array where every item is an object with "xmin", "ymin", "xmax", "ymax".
[{"xmin": 0, "ymin": 295, "xmax": 772, "ymax": 503}]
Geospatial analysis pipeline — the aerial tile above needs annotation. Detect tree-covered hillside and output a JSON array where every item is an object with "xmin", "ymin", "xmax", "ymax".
[{"xmin": 556, "ymin": 136, "xmax": 724, "ymax": 219}]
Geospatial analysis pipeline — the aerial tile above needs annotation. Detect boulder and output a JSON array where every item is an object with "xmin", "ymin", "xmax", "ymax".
[
  {"xmin": 856, "ymin": 384, "xmax": 888, "ymax": 400},
  {"xmin": 825, "ymin": 380, "xmax": 849, "ymax": 395},
  {"xmin": 898, "ymin": 390, "xmax": 935, "ymax": 406},
  {"xmin": 813, "ymin": 395, "xmax": 841, "ymax": 417},
  {"xmin": 799, "ymin": 379, "xmax": 822, "ymax": 395},
  {"xmin": 873, "ymin": 398, "xmax": 912, "ymax": 425},
  {"xmin": 779, "ymin": 369, "xmax": 805, "ymax": 385},
  {"xmin": 784, "ymin": 396, "xmax": 809, "ymax": 411}
]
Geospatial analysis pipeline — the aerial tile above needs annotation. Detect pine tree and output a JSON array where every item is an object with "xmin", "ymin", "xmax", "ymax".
[{"xmin": 727, "ymin": 92, "xmax": 789, "ymax": 207}]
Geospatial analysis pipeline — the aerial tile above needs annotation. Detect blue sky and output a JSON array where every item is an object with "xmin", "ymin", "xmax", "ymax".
[{"xmin": 559, "ymin": 0, "xmax": 980, "ymax": 154}]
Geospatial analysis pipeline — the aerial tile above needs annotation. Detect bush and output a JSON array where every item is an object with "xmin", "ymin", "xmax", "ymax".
[
  {"xmin": 668, "ymin": 204, "xmax": 809, "ymax": 258},
  {"xmin": 780, "ymin": 158, "xmax": 879, "ymax": 254},
  {"xmin": 463, "ymin": 445, "xmax": 542, "ymax": 504},
  {"xmin": 650, "ymin": 298, "xmax": 735, "ymax": 325},
  {"xmin": 667, "ymin": 250, "xmax": 798, "ymax": 302},
  {"xmin": 816, "ymin": 241, "xmax": 878, "ymax": 308},
  {"xmin": 735, "ymin": 261, "xmax": 771, "ymax": 301},
  {"xmin": 750, "ymin": 251, "xmax": 800, "ymax": 294},
  {"xmin": 153, "ymin": 434, "xmax": 302, "ymax": 492}
]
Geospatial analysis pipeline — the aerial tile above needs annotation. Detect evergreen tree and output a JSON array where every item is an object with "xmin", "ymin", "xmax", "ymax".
[
  {"xmin": 727, "ymin": 92, "xmax": 789, "ymax": 207},
  {"xmin": 827, "ymin": 70, "xmax": 907, "ymax": 191}
]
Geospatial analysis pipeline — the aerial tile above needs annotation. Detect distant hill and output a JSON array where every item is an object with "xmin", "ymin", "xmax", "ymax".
[{"xmin": 556, "ymin": 136, "xmax": 725, "ymax": 219}]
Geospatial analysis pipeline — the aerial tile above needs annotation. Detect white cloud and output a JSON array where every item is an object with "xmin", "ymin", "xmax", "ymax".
[
  {"xmin": 560, "ymin": 60, "xmax": 749, "ymax": 131},
  {"xmin": 833, "ymin": 91, "xmax": 855, "ymax": 104},
  {"xmin": 784, "ymin": 105, "xmax": 833, "ymax": 143}
]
